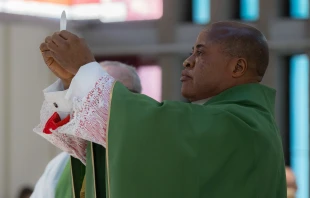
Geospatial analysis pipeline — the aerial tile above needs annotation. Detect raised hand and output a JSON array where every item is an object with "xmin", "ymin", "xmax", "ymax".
[
  {"xmin": 45, "ymin": 31, "xmax": 95, "ymax": 75},
  {"xmin": 40, "ymin": 35, "xmax": 74, "ymax": 89}
]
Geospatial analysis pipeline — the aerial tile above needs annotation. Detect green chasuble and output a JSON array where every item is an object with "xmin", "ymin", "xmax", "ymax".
[
  {"xmin": 100, "ymin": 82, "xmax": 286, "ymax": 198},
  {"xmin": 69, "ymin": 82, "xmax": 286, "ymax": 198}
]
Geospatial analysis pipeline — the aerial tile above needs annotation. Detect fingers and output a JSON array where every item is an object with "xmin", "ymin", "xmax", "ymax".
[
  {"xmin": 42, "ymin": 50, "xmax": 61, "ymax": 64},
  {"xmin": 59, "ymin": 30, "xmax": 79, "ymax": 41},
  {"xmin": 42, "ymin": 50, "xmax": 62, "ymax": 68},
  {"xmin": 42, "ymin": 32, "xmax": 72, "ymax": 54},
  {"xmin": 51, "ymin": 32, "xmax": 67, "ymax": 47},
  {"xmin": 42, "ymin": 31, "xmax": 79, "ymax": 53},
  {"xmin": 47, "ymin": 42, "xmax": 58, "ymax": 52},
  {"xmin": 43, "ymin": 36, "xmax": 58, "ymax": 52},
  {"xmin": 40, "ymin": 42, "xmax": 48, "ymax": 52},
  {"xmin": 41, "ymin": 50, "xmax": 54, "ymax": 66},
  {"xmin": 40, "ymin": 36, "xmax": 53, "ymax": 52},
  {"xmin": 45, "ymin": 36, "xmax": 52, "ymax": 43},
  {"xmin": 41, "ymin": 31, "xmax": 89, "ymax": 75},
  {"xmin": 41, "ymin": 50, "xmax": 54, "ymax": 58}
]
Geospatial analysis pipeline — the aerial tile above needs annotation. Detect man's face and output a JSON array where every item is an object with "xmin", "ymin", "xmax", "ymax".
[{"xmin": 181, "ymin": 30, "xmax": 232, "ymax": 102}]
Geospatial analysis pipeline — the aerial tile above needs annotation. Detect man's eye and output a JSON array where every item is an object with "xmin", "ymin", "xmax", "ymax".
[{"xmin": 197, "ymin": 51, "xmax": 202, "ymax": 55}]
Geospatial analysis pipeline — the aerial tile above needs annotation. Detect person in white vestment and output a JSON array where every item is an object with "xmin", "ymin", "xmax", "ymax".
[{"xmin": 31, "ymin": 61, "xmax": 142, "ymax": 198}]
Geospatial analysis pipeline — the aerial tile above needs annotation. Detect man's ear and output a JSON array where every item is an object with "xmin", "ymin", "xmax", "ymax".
[{"xmin": 231, "ymin": 58, "xmax": 247, "ymax": 78}]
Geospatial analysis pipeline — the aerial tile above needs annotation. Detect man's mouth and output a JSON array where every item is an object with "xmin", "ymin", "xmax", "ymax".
[{"xmin": 180, "ymin": 75, "xmax": 192, "ymax": 82}]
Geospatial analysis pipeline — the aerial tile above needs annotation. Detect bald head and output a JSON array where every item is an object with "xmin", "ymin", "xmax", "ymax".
[
  {"xmin": 182, "ymin": 21, "xmax": 269, "ymax": 101},
  {"xmin": 100, "ymin": 61, "xmax": 142, "ymax": 93},
  {"xmin": 205, "ymin": 21, "xmax": 269, "ymax": 79}
]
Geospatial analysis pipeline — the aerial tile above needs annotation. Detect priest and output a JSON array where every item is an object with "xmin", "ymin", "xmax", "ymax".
[{"xmin": 34, "ymin": 21, "xmax": 286, "ymax": 198}]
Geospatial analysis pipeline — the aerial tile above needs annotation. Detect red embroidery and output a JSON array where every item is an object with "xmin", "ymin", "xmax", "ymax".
[{"xmin": 54, "ymin": 75, "xmax": 114, "ymax": 149}]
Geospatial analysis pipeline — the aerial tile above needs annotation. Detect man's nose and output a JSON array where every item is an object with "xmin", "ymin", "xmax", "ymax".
[{"xmin": 183, "ymin": 58, "xmax": 194, "ymax": 68}]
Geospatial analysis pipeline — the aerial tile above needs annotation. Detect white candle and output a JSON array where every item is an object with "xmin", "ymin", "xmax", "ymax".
[{"xmin": 60, "ymin": 10, "xmax": 67, "ymax": 31}]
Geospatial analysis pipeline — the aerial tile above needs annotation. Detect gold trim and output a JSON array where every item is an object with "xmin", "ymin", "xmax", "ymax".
[
  {"xmin": 80, "ymin": 177, "xmax": 86, "ymax": 198},
  {"xmin": 106, "ymin": 81, "xmax": 117, "ymax": 198},
  {"xmin": 70, "ymin": 157, "xmax": 76, "ymax": 198},
  {"xmin": 91, "ymin": 142, "xmax": 97, "ymax": 198}
]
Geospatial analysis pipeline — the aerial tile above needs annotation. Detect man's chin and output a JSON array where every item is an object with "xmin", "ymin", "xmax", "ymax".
[{"xmin": 181, "ymin": 87, "xmax": 194, "ymax": 101}]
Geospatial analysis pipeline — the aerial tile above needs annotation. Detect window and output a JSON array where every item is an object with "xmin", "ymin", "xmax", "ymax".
[
  {"xmin": 192, "ymin": 0, "xmax": 210, "ymax": 24},
  {"xmin": 0, "ymin": 0, "xmax": 163, "ymax": 21},
  {"xmin": 290, "ymin": 54, "xmax": 309, "ymax": 198},
  {"xmin": 137, "ymin": 65, "xmax": 162, "ymax": 102},
  {"xmin": 240, "ymin": 0, "xmax": 259, "ymax": 21},
  {"xmin": 290, "ymin": 0, "xmax": 309, "ymax": 19}
]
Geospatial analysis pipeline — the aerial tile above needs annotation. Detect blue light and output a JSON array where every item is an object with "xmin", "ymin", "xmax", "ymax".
[
  {"xmin": 192, "ymin": 0, "xmax": 210, "ymax": 24},
  {"xmin": 240, "ymin": 0, "xmax": 259, "ymax": 21},
  {"xmin": 290, "ymin": 54, "xmax": 309, "ymax": 198},
  {"xmin": 290, "ymin": 0, "xmax": 309, "ymax": 19}
]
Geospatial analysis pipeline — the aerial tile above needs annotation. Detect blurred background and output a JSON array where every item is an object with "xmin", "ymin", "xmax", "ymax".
[{"xmin": 0, "ymin": 0, "xmax": 308, "ymax": 197}]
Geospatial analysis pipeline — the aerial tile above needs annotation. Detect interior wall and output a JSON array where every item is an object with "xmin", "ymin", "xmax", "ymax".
[{"xmin": 0, "ymin": 22, "xmax": 62, "ymax": 198}]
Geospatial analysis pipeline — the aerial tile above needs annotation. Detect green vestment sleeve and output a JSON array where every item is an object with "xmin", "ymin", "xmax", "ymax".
[
  {"xmin": 105, "ymin": 82, "xmax": 286, "ymax": 198},
  {"xmin": 55, "ymin": 157, "xmax": 85, "ymax": 198},
  {"xmin": 55, "ymin": 160, "xmax": 73, "ymax": 198}
]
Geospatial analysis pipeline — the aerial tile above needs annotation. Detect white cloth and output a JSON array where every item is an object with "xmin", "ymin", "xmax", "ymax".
[
  {"xmin": 32, "ymin": 62, "xmax": 111, "ymax": 196},
  {"xmin": 34, "ymin": 62, "xmax": 115, "ymax": 164},
  {"xmin": 30, "ymin": 152, "xmax": 70, "ymax": 198},
  {"xmin": 192, "ymin": 98, "xmax": 210, "ymax": 105},
  {"xmin": 44, "ymin": 79, "xmax": 71, "ymax": 119}
]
